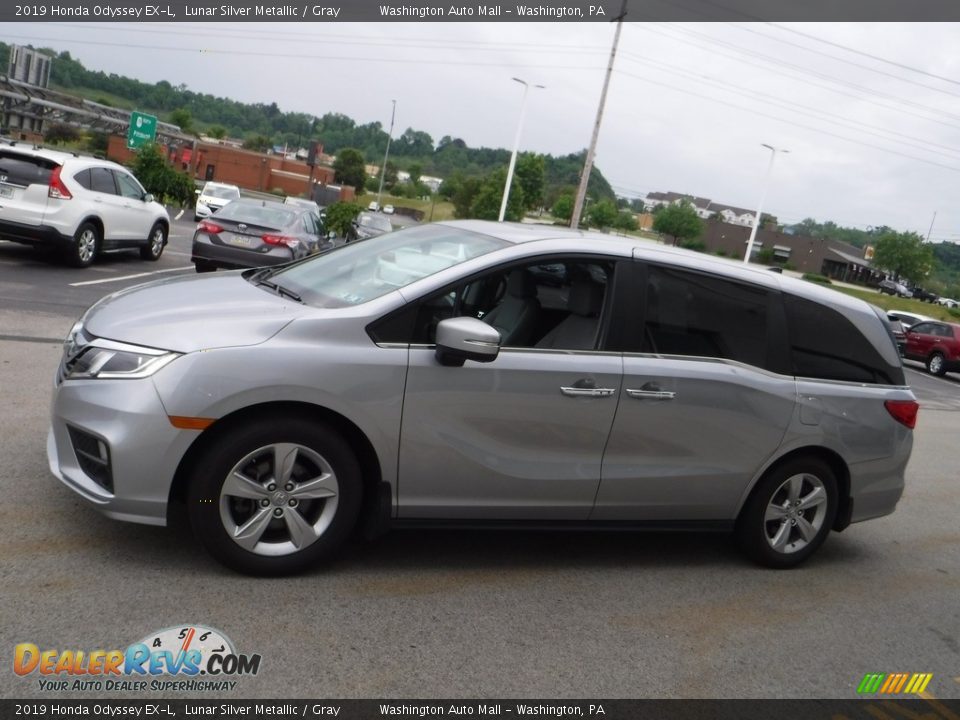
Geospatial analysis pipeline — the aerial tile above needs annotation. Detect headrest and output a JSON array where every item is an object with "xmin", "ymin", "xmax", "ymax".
[
  {"xmin": 507, "ymin": 269, "xmax": 538, "ymax": 299},
  {"xmin": 568, "ymin": 279, "xmax": 604, "ymax": 317}
]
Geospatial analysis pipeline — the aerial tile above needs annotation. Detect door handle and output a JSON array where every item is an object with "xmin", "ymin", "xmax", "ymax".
[
  {"xmin": 560, "ymin": 386, "xmax": 617, "ymax": 397},
  {"xmin": 626, "ymin": 382, "xmax": 676, "ymax": 400}
]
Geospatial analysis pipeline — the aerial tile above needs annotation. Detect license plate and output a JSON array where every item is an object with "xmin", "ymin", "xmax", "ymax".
[
  {"xmin": 227, "ymin": 235, "xmax": 253, "ymax": 247},
  {"xmin": 0, "ymin": 186, "xmax": 14, "ymax": 199}
]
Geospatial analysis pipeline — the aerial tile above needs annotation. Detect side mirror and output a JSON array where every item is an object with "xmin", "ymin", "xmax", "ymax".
[
  {"xmin": 195, "ymin": 189, "xmax": 201, "ymax": 195},
  {"xmin": 435, "ymin": 317, "xmax": 501, "ymax": 367},
  {"xmin": 143, "ymin": 193, "xmax": 154, "ymax": 203}
]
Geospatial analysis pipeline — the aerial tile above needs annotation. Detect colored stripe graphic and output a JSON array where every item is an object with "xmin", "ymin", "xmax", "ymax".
[{"xmin": 857, "ymin": 673, "xmax": 932, "ymax": 694}]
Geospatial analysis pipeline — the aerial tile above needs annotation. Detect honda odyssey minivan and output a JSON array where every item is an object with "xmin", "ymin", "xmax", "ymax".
[{"xmin": 48, "ymin": 221, "xmax": 916, "ymax": 574}]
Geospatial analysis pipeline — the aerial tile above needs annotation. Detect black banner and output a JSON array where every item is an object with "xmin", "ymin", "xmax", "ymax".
[
  {"xmin": 5, "ymin": 699, "xmax": 960, "ymax": 720},
  {"xmin": 5, "ymin": 0, "xmax": 960, "ymax": 22}
]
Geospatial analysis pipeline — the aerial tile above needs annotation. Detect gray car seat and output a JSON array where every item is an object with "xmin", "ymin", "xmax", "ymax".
[
  {"xmin": 483, "ymin": 269, "xmax": 541, "ymax": 346},
  {"xmin": 536, "ymin": 278, "xmax": 604, "ymax": 350}
]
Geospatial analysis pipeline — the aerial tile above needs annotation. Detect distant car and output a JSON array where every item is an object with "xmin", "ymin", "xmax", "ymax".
[
  {"xmin": 886, "ymin": 314, "xmax": 907, "ymax": 355},
  {"xmin": 191, "ymin": 199, "xmax": 336, "ymax": 273},
  {"xmin": 367, "ymin": 201, "xmax": 381, "ymax": 212},
  {"xmin": 904, "ymin": 320, "xmax": 960, "ymax": 376},
  {"xmin": 352, "ymin": 211, "xmax": 393, "ymax": 241},
  {"xmin": 887, "ymin": 310, "xmax": 935, "ymax": 330},
  {"xmin": 283, "ymin": 196, "xmax": 320, "ymax": 212},
  {"xmin": 383, "ymin": 204, "xmax": 395, "ymax": 215},
  {"xmin": 937, "ymin": 297, "xmax": 958, "ymax": 308},
  {"xmin": 878, "ymin": 279, "xmax": 912, "ymax": 298},
  {"xmin": 0, "ymin": 145, "xmax": 169, "ymax": 267},
  {"xmin": 194, "ymin": 181, "xmax": 241, "ymax": 221},
  {"xmin": 911, "ymin": 286, "xmax": 939, "ymax": 303}
]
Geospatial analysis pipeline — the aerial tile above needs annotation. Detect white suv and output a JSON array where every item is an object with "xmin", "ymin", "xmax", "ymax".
[{"xmin": 0, "ymin": 145, "xmax": 169, "ymax": 268}]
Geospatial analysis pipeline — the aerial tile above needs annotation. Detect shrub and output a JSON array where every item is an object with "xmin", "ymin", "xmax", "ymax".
[
  {"xmin": 680, "ymin": 239, "xmax": 707, "ymax": 252},
  {"xmin": 714, "ymin": 249, "xmax": 728, "ymax": 257},
  {"xmin": 802, "ymin": 273, "xmax": 833, "ymax": 285}
]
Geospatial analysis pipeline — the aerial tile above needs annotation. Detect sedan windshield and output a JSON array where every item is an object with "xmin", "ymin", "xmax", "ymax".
[
  {"xmin": 268, "ymin": 224, "xmax": 508, "ymax": 308},
  {"xmin": 205, "ymin": 185, "xmax": 241, "ymax": 199}
]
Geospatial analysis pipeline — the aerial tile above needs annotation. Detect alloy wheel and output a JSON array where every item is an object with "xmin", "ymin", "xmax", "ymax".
[{"xmin": 763, "ymin": 473, "xmax": 828, "ymax": 554}]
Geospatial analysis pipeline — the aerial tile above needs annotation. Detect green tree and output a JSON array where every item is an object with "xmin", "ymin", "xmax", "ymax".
[
  {"xmin": 451, "ymin": 176, "xmax": 484, "ymax": 219},
  {"xmin": 242, "ymin": 134, "xmax": 271, "ymax": 152},
  {"xmin": 873, "ymin": 230, "xmax": 935, "ymax": 284},
  {"xmin": 613, "ymin": 210, "xmax": 639, "ymax": 234},
  {"xmin": 587, "ymin": 199, "xmax": 619, "ymax": 230},
  {"xmin": 324, "ymin": 201, "xmax": 362, "ymax": 239},
  {"xmin": 169, "ymin": 108, "xmax": 193, "ymax": 134},
  {"xmin": 207, "ymin": 125, "xmax": 227, "ymax": 139},
  {"xmin": 551, "ymin": 194, "xmax": 574, "ymax": 222},
  {"xmin": 515, "ymin": 153, "xmax": 545, "ymax": 211},
  {"xmin": 469, "ymin": 170, "xmax": 524, "ymax": 221},
  {"xmin": 407, "ymin": 162, "xmax": 423, "ymax": 186},
  {"xmin": 45, "ymin": 123, "xmax": 81, "ymax": 144},
  {"xmin": 333, "ymin": 148, "xmax": 367, "ymax": 192},
  {"xmin": 653, "ymin": 201, "xmax": 703, "ymax": 246},
  {"xmin": 126, "ymin": 143, "xmax": 195, "ymax": 206}
]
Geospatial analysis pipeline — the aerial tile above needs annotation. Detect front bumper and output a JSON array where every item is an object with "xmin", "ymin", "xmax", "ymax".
[{"xmin": 47, "ymin": 372, "xmax": 193, "ymax": 526}]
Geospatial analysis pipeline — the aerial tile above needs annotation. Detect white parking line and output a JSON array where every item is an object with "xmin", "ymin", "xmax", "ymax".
[
  {"xmin": 69, "ymin": 266, "xmax": 193, "ymax": 286},
  {"xmin": 175, "ymin": 209, "xmax": 185, "ymax": 220},
  {"xmin": 904, "ymin": 366, "xmax": 960, "ymax": 389}
]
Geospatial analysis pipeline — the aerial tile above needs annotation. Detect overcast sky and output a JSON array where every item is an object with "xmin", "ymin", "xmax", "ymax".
[{"xmin": 6, "ymin": 21, "xmax": 960, "ymax": 241}]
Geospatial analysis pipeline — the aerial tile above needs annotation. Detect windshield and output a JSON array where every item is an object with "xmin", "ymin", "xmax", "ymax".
[
  {"xmin": 358, "ymin": 214, "xmax": 393, "ymax": 232},
  {"xmin": 216, "ymin": 202, "xmax": 296, "ymax": 229},
  {"xmin": 204, "ymin": 185, "xmax": 241, "ymax": 199},
  {"xmin": 268, "ymin": 224, "xmax": 507, "ymax": 308}
]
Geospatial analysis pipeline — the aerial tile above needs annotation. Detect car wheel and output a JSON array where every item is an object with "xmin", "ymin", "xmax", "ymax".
[
  {"xmin": 927, "ymin": 352, "xmax": 947, "ymax": 376},
  {"xmin": 186, "ymin": 418, "xmax": 363, "ymax": 575},
  {"xmin": 66, "ymin": 222, "xmax": 100, "ymax": 268},
  {"xmin": 140, "ymin": 222, "xmax": 167, "ymax": 261},
  {"xmin": 735, "ymin": 456, "xmax": 838, "ymax": 569},
  {"xmin": 194, "ymin": 261, "xmax": 216, "ymax": 273}
]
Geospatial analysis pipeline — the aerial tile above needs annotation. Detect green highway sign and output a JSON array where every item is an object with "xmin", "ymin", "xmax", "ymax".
[{"xmin": 126, "ymin": 111, "xmax": 157, "ymax": 149}]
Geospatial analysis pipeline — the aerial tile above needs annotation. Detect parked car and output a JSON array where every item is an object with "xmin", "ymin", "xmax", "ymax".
[
  {"xmin": 367, "ymin": 201, "xmax": 381, "ymax": 212},
  {"xmin": 903, "ymin": 320, "xmax": 960, "ymax": 376},
  {"xmin": 191, "ymin": 198, "xmax": 335, "ymax": 273},
  {"xmin": 49, "ymin": 220, "xmax": 916, "ymax": 575},
  {"xmin": 283, "ymin": 196, "xmax": 320, "ymax": 212},
  {"xmin": 911, "ymin": 286, "xmax": 939, "ymax": 303},
  {"xmin": 879, "ymin": 279, "xmax": 912, "ymax": 297},
  {"xmin": 0, "ymin": 145, "xmax": 169, "ymax": 267},
  {"xmin": 886, "ymin": 314, "xmax": 907, "ymax": 356},
  {"xmin": 351, "ymin": 211, "xmax": 393, "ymax": 241},
  {"xmin": 194, "ymin": 181, "xmax": 240, "ymax": 221},
  {"xmin": 383, "ymin": 204, "xmax": 395, "ymax": 215},
  {"xmin": 937, "ymin": 297, "xmax": 958, "ymax": 308},
  {"xmin": 886, "ymin": 310, "xmax": 935, "ymax": 330}
]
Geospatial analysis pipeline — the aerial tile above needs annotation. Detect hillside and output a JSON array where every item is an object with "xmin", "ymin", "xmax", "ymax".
[{"xmin": 0, "ymin": 42, "xmax": 615, "ymax": 202}]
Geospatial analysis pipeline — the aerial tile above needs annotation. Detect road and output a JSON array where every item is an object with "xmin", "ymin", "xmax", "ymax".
[{"xmin": 1, "ymin": 230, "xmax": 959, "ymax": 700}]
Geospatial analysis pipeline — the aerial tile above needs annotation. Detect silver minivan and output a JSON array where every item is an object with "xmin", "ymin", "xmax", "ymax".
[{"xmin": 48, "ymin": 221, "xmax": 917, "ymax": 574}]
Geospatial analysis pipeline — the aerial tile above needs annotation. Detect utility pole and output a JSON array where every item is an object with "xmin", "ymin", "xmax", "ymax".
[
  {"xmin": 376, "ymin": 100, "xmax": 396, "ymax": 211},
  {"xmin": 926, "ymin": 210, "xmax": 937, "ymax": 242},
  {"xmin": 743, "ymin": 144, "xmax": 788, "ymax": 262},
  {"xmin": 570, "ymin": 0, "xmax": 627, "ymax": 230}
]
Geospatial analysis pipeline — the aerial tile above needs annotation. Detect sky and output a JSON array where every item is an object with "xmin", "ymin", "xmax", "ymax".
[{"xmin": 5, "ymin": 20, "xmax": 960, "ymax": 242}]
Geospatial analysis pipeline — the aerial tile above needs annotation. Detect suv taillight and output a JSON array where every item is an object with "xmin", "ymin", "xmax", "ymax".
[
  {"xmin": 48, "ymin": 166, "xmax": 72, "ymax": 200},
  {"xmin": 885, "ymin": 400, "xmax": 919, "ymax": 429}
]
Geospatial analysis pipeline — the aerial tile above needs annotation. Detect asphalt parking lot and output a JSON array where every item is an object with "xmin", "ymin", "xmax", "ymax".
[{"xmin": 1, "ymin": 230, "xmax": 959, "ymax": 700}]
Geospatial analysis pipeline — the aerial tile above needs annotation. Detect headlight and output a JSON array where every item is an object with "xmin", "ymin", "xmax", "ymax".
[{"xmin": 63, "ymin": 336, "xmax": 180, "ymax": 380}]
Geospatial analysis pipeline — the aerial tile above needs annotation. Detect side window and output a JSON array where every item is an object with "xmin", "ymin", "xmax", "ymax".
[
  {"xmin": 73, "ymin": 168, "xmax": 92, "ymax": 190},
  {"xmin": 89, "ymin": 167, "xmax": 117, "ymax": 195},
  {"xmin": 644, "ymin": 265, "xmax": 770, "ymax": 369},
  {"xmin": 302, "ymin": 214, "xmax": 318, "ymax": 235},
  {"xmin": 114, "ymin": 171, "xmax": 144, "ymax": 199},
  {"xmin": 910, "ymin": 322, "xmax": 934, "ymax": 335},
  {"xmin": 368, "ymin": 259, "xmax": 612, "ymax": 350},
  {"xmin": 933, "ymin": 324, "xmax": 952, "ymax": 338},
  {"xmin": 784, "ymin": 294, "xmax": 900, "ymax": 384}
]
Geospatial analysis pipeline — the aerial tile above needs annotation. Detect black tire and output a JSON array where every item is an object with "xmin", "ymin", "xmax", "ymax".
[
  {"xmin": 186, "ymin": 417, "xmax": 363, "ymax": 575},
  {"xmin": 140, "ymin": 222, "xmax": 167, "ymax": 261},
  {"xmin": 66, "ymin": 222, "xmax": 100, "ymax": 268},
  {"xmin": 735, "ymin": 456, "xmax": 838, "ymax": 569},
  {"xmin": 927, "ymin": 352, "xmax": 947, "ymax": 376},
  {"xmin": 194, "ymin": 261, "xmax": 216, "ymax": 273}
]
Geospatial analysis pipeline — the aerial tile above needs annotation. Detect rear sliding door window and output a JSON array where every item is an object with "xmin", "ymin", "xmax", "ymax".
[
  {"xmin": 644, "ymin": 265, "xmax": 771, "ymax": 370},
  {"xmin": 784, "ymin": 294, "xmax": 902, "ymax": 384}
]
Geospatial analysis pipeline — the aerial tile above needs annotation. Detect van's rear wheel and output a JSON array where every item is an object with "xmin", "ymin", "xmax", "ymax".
[{"xmin": 736, "ymin": 457, "xmax": 838, "ymax": 568}]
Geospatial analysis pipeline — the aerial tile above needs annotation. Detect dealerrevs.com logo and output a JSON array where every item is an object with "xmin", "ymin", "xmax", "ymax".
[{"xmin": 14, "ymin": 625, "xmax": 262, "ymax": 693}]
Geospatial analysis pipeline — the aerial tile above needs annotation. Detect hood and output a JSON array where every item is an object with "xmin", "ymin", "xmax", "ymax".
[{"xmin": 84, "ymin": 273, "xmax": 307, "ymax": 353}]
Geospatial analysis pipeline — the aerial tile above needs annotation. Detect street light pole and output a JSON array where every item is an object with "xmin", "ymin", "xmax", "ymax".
[
  {"xmin": 376, "ymin": 100, "xmax": 396, "ymax": 211},
  {"xmin": 743, "ymin": 143, "xmax": 788, "ymax": 263},
  {"xmin": 499, "ymin": 77, "xmax": 544, "ymax": 222}
]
